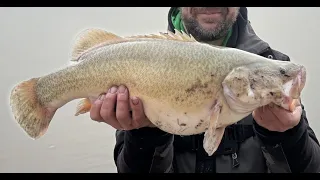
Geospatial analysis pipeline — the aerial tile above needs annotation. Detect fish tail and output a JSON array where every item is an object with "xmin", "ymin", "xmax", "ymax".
[{"xmin": 9, "ymin": 78, "xmax": 56, "ymax": 139}]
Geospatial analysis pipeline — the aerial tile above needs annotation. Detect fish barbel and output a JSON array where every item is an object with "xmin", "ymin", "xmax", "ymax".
[{"xmin": 9, "ymin": 28, "xmax": 306, "ymax": 156}]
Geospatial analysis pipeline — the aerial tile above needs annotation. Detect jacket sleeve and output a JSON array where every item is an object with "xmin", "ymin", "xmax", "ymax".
[
  {"xmin": 253, "ymin": 103, "xmax": 320, "ymax": 173},
  {"xmin": 113, "ymin": 127, "xmax": 175, "ymax": 173}
]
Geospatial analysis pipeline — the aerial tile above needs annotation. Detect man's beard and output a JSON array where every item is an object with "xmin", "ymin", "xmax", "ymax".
[{"xmin": 181, "ymin": 7, "xmax": 239, "ymax": 42}]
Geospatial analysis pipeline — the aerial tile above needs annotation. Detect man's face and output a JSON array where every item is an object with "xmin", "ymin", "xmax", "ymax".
[{"xmin": 181, "ymin": 7, "xmax": 240, "ymax": 42}]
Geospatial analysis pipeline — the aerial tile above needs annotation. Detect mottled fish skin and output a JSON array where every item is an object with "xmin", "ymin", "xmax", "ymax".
[
  {"xmin": 37, "ymin": 39, "xmax": 256, "ymax": 109},
  {"xmin": 9, "ymin": 28, "xmax": 307, "ymax": 156}
]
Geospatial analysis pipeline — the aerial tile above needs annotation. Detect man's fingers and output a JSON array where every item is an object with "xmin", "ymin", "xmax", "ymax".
[
  {"xmin": 89, "ymin": 85, "xmax": 150, "ymax": 130},
  {"xmin": 100, "ymin": 86, "xmax": 123, "ymax": 130},
  {"xmin": 253, "ymin": 101, "xmax": 303, "ymax": 132},
  {"xmin": 130, "ymin": 96, "xmax": 148, "ymax": 128},
  {"xmin": 271, "ymin": 104, "xmax": 302, "ymax": 128},
  {"xmin": 252, "ymin": 107, "xmax": 264, "ymax": 122},
  {"xmin": 90, "ymin": 94, "xmax": 105, "ymax": 122},
  {"xmin": 253, "ymin": 106, "xmax": 285, "ymax": 132},
  {"xmin": 116, "ymin": 85, "xmax": 133, "ymax": 130}
]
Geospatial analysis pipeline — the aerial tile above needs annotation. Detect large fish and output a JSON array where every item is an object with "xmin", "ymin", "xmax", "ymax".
[{"xmin": 9, "ymin": 28, "xmax": 306, "ymax": 156}]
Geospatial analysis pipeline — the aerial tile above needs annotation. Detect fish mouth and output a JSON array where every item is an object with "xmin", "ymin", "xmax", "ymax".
[
  {"xmin": 296, "ymin": 66, "xmax": 306, "ymax": 95},
  {"xmin": 280, "ymin": 66, "xmax": 306, "ymax": 111},
  {"xmin": 284, "ymin": 66, "xmax": 306, "ymax": 99}
]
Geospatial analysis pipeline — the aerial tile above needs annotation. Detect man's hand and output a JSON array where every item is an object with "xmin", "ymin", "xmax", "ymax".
[
  {"xmin": 89, "ymin": 85, "xmax": 154, "ymax": 130},
  {"xmin": 252, "ymin": 100, "xmax": 302, "ymax": 132}
]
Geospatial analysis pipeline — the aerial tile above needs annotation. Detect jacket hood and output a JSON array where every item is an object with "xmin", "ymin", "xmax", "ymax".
[{"xmin": 167, "ymin": 7, "xmax": 271, "ymax": 55}]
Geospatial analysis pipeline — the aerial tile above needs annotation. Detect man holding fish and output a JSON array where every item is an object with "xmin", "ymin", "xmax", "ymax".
[{"xmin": 89, "ymin": 7, "xmax": 320, "ymax": 173}]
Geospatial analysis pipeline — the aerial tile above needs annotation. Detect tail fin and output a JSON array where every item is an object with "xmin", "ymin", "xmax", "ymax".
[{"xmin": 9, "ymin": 78, "xmax": 56, "ymax": 139}]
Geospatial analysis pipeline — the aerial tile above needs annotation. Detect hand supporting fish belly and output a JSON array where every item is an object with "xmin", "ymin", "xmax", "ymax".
[{"xmin": 9, "ymin": 28, "xmax": 307, "ymax": 156}]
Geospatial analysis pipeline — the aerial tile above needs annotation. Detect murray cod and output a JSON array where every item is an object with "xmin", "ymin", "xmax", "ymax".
[{"xmin": 9, "ymin": 28, "xmax": 306, "ymax": 156}]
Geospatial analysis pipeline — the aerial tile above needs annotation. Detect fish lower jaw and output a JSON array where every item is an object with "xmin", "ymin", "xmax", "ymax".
[
  {"xmin": 283, "ymin": 67, "xmax": 306, "ymax": 99},
  {"xmin": 275, "ymin": 95, "xmax": 299, "ymax": 112}
]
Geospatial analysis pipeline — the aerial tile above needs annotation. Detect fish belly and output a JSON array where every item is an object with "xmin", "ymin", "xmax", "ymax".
[{"xmin": 137, "ymin": 95, "xmax": 219, "ymax": 135}]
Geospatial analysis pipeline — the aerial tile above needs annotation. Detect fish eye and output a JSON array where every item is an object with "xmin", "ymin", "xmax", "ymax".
[{"xmin": 279, "ymin": 68, "xmax": 290, "ymax": 77}]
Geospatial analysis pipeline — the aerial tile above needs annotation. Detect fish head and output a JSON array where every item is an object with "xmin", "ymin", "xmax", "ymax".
[{"xmin": 222, "ymin": 60, "xmax": 306, "ymax": 114}]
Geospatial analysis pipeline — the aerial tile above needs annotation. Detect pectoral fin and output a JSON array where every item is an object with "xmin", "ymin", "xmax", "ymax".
[
  {"xmin": 203, "ymin": 101, "xmax": 225, "ymax": 156},
  {"xmin": 75, "ymin": 98, "xmax": 92, "ymax": 116}
]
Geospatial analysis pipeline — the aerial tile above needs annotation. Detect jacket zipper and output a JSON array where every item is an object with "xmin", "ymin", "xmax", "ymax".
[{"xmin": 232, "ymin": 153, "xmax": 240, "ymax": 168}]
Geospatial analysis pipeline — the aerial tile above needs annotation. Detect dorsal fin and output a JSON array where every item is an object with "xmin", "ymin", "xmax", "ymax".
[
  {"xmin": 71, "ymin": 28, "xmax": 122, "ymax": 61},
  {"xmin": 70, "ymin": 29, "xmax": 199, "ymax": 62},
  {"xmin": 126, "ymin": 29, "xmax": 198, "ymax": 42}
]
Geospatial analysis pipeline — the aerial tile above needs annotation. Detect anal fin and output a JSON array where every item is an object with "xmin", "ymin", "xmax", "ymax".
[
  {"xmin": 75, "ymin": 98, "xmax": 92, "ymax": 116},
  {"xmin": 203, "ymin": 101, "xmax": 225, "ymax": 156}
]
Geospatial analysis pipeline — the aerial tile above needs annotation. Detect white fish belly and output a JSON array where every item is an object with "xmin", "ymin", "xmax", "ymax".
[{"xmin": 141, "ymin": 97, "xmax": 218, "ymax": 135}]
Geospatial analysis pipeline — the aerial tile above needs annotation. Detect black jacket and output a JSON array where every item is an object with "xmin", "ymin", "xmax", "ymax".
[{"xmin": 113, "ymin": 7, "xmax": 320, "ymax": 173}]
